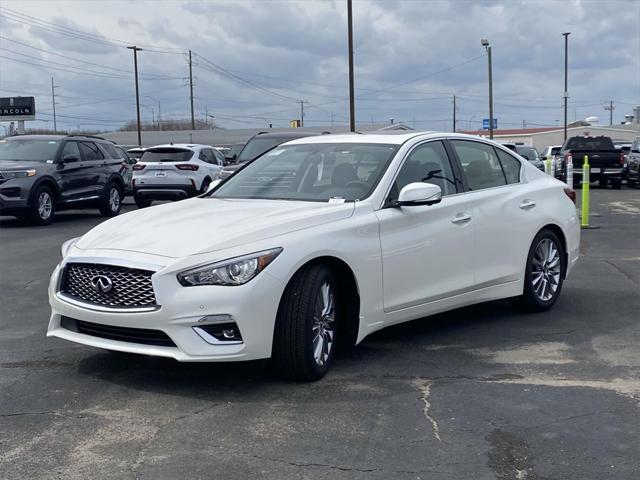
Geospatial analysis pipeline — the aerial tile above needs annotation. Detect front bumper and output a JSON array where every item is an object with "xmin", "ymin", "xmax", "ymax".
[
  {"xmin": 47, "ymin": 255, "xmax": 285, "ymax": 362},
  {"xmin": 0, "ymin": 178, "xmax": 34, "ymax": 215}
]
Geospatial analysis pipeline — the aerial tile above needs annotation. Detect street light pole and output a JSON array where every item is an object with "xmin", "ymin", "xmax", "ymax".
[
  {"xmin": 481, "ymin": 39, "xmax": 493, "ymax": 139},
  {"xmin": 563, "ymin": 32, "xmax": 570, "ymax": 141},
  {"xmin": 347, "ymin": 0, "xmax": 356, "ymax": 132},
  {"xmin": 127, "ymin": 46, "xmax": 143, "ymax": 146}
]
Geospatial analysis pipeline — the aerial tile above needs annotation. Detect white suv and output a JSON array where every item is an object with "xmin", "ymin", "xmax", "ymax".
[{"xmin": 132, "ymin": 144, "xmax": 225, "ymax": 207}]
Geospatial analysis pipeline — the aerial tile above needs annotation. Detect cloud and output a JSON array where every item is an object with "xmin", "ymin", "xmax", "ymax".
[{"xmin": 0, "ymin": 0, "xmax": 638, "ymax": 132}]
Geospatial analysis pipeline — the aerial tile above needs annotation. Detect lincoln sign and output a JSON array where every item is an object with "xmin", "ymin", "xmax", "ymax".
[{"xmin": 0, "ymin": 97, "xmax": 36, "ymax": 121}]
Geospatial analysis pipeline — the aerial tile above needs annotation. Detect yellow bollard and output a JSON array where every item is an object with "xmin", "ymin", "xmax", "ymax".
[
  {"xmin": 581, "ymin": 155, "xmax": 590, "ymax": 228},
  {"xmin": 545, "ymin": 158, "xmax": 553, "ymax": 175}
]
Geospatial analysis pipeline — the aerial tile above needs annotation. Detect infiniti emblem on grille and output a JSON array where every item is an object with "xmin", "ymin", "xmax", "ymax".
[{"xmin": 91, "ymin": 275, "xmax": 113, "ymax": 294}]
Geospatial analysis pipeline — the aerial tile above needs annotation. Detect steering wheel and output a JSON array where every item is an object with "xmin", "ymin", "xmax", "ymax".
[{"xmin": 344, "ymin": 180, "xmax": 369, "ymax": 191}]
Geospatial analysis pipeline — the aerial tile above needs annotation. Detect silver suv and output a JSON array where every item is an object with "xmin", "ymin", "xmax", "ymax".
[{"xmin": 132, "ymin": 144, "xmax": 225, "ymax": 208}]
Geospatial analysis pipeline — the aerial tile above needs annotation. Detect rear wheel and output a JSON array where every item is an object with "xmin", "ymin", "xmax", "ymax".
[
  {"xmin": 200, "ymin": 177, "xmax": 211, "ymax": 193},
  {"xmin": 27, "ymin": 185, "xmax": 55, "ymax": 225},
  {"xmin": 628, "ymin": 177, "xmax": 637, "ymax": 188},
  {"xmin": 517, "ymin": 229, "xmax": 566, "ymax": 312},
  {"xmin": 611, "ymin": 179, "xmax": 622, "ymax": 190},
  {"xmin": 134, "ymin": 193, "xmax": 151, "ymax": 208},
  {"xmin": 598, "ymin": 177, "xmax": 607, "ymax": 188},
  {"xmin": 273, "ymin": 264, "xmax": 337, "ymax": 381},
  {"xmin": 99, "ymin": 182, "xmax": 122, "ymax": 217}
]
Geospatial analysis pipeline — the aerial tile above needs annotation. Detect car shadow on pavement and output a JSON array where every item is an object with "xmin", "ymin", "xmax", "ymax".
[{"xmin": 74, "ymin": 300, "xmax": 519, "ymax": 398}]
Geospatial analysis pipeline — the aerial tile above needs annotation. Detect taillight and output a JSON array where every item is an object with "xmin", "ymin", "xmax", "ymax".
[
  {"xmin": 176, "ymin": 164, "xmax": 199, "ymax": 171},
  {"xmin": 564, "ymin": 187, "xmax": 576, "ymax": 204},
  {"xmin": 619, "ymin": 152, "xmax": 625, "ymax": 166},
  {"xmin": 132, "ymin": 164, "xmax": 145, "ymax": 171}
]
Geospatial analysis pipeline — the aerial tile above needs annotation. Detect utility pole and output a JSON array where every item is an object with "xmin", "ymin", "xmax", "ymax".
[
  {"xmin": 522, "ymin": 119, "xmax": 526, "ymax": 129},
  {"xmin": 50, "ymin": 77, "xmax": 57, "ymax": 133},
  {"xmin": 330, "ymin": 111, "xmax": 334, "ymax": 127},
  {"xmin": 158, "ymin": 101, "xmax": 162, "ymax": 131},
  {"xmin": 127, "ymin": 46, "xmax": 143, "ymax": 146},
  {"xmin": 452, "ymin": 95, "xmax": 456, "ymax": 132},
  {"xmin": 189, "ymin": 49, "xmax": 195, "ymax": 130},
  {"xmin": 604, "ymin": 100, "xmax": 615, "ymax": 126},
  {"xmin": 299, "ymin": 100, "xmax": 305, "ymax": 127},
  {"xmin": 347, "ymin": 0, "xmax": 356, "ymax": 132},
  {"xmin": 563, "ymin": 32, "xmax": 571, "ymax": 141}
]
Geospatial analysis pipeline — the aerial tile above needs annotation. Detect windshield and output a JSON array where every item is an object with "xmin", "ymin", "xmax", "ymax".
[
  {"xmin": 140, "ymin": 148, "xmax": 193, "ymax": 162},
  {"xmin": 237, "ymin": 137, "xmax": 288, "ymax": 162},
  {"xmin": 227, "ymin": 143, "xmax": 245, "ymax": 157},
  {"xmin": 0, "ymin": 138, "xmax": 60, "ymax": 162},
  {"xmin": 516, "ymin": 147, "xmax": 540, "ymax": 160},
  {"xmin": 212, "ymin": 143, "xmax": 398, "ymax": 202}
]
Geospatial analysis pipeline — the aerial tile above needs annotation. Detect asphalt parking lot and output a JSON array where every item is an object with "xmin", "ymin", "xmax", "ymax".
[{"xmin": 1, "ymin": 189, "xmax": 639, "ymax": 480}]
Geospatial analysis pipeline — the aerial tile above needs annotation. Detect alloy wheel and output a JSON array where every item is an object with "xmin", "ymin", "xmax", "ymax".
[
  {"xmin": 531, "ymin": 238, "xmax": 561, "ymax": 302},
  {"xmin": 311, "ymin": 281, "xmax": 336, "ymax": 367},
  {"xmin": 109, "ymin": 187, "xmax": 120, "ymax": 212},
  {"xmin": 38, "ymin": 192, "xmax": 52, "ymax": 220}
]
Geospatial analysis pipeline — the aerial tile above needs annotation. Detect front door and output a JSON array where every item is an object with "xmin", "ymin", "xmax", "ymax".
[
  {"xmin": 376, "ymin": 140, "xmax": 475, "ymax": 313},
  {"xmin": 56, "ymin": 141, "xmax": 88, "ymax": 202}
]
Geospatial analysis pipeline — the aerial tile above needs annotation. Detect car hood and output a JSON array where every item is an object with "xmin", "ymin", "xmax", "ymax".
[
  {"xmin": 0, "ymin": 160, "xmax": 47, "ymax": 170},
  {"xmin": 76, "ymin": 197, "xmax": 355, "ymax": 258}
]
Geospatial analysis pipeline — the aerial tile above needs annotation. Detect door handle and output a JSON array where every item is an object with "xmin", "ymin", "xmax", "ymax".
[
  {"xmin": 451, "ymin": 213, "xmax": 472, "ymax": 224},
  {"xmin": 519, "ymin": 199, "xmax": 536, "ymax": 210}
]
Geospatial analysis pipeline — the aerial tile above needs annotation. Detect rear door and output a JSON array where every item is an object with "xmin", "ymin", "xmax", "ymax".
[
  {"xmin": 78, "ymin": 141, "xmax": 107, "ymax": 196},
  {"xmin": 450, "ymin": 140, "xmax": 534, "ymax": 287}
]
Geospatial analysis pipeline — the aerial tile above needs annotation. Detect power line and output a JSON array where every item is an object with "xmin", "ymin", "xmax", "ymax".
[
  {"xmin": 0, "ymin": 35, "xmax": 180, "ymax": 79},
  {"xmin": 0, "ymin": 6, "xmax": 185, "ymax": 54}
]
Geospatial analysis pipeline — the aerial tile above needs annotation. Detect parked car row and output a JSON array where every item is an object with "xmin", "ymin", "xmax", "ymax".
[{"xmin": 503, "ymin": 135, "xmax": 639, "ymax": 190}]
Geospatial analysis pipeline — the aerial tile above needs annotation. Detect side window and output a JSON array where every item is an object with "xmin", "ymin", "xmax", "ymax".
[
  {"xmin": 61, "ymin": 141, "xmax": 81, "ymax": 160},
  {"xmin": 78, "ymin": 142, "xmax": 104, "ymax": 161},
  {"xmin": 100, "ymin": 143, "xmax": 120, "ymax": 159},
  {"xmin": 198, "ymin": 149, "xmax": 210, "ymax": 163},
  {"xmin": 213, "ymin": 149, "xmax": 225, "ymax": 165},
  {"xmin": 451, "ymin": 140, "xmax": 506, "ymax": 191},
  {"xmin": 496, "ymin": 149, "xmax": 522, "ymax": 184},
  {"xmin": 391, "ymin": 141, "xmax": 457, "ymax": 199}
]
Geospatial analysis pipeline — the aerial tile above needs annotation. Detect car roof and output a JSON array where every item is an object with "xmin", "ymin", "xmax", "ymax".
[
  {"xmin": 250, "ymin": 131, "xmax": 325, "ymax": 140},
  {"xmin": 283, "ymin": 131, "xmax": 492, "ymax": 146},
  {"xmin": 146, "ymin": 144, "xmax": 207, "ymax": 150}
]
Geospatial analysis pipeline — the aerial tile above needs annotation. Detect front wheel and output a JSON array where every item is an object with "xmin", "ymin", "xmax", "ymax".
[
  {"xmin": 272, "ymin": 264, "xmax": 337, "ymax": 381},
  {"xmin": 99, "ymin": 183, "xmax": 122, "ymax": 217},
  {"xmin": 517, "ymin": 230, "xmax": 566, "ymax": 312},
  {"xmin": 28, "ymin": 185, "xmax": 55, "ymax": 225}
]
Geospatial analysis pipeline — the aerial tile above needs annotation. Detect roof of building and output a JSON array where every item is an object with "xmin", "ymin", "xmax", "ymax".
[{"xmin": 461, "ymin": 127, "xmax": 561, "ymax": 136}]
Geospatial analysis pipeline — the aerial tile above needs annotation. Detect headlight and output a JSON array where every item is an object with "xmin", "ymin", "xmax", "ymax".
[
  {"xmin": 60, "ymin": 237, "xmax": 80, "ymax": 258},
  {"xmin": 0, "ymin": 169, "xmax": 36, "ymax": 179},
  {"xmin": 177, "ymin": 248, "xmax": 283, "ymax": 286}
]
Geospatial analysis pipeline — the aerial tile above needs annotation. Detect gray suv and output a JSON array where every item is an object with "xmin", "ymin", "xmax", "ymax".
[{"xmin": 0, "ymin": 135, "xmax": 127, "ymax": 225}]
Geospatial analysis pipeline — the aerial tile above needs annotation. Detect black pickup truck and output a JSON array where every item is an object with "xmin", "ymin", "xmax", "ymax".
[{"xmin": 558, "ymin": 135, "xmax": 624, "ymax": 189}]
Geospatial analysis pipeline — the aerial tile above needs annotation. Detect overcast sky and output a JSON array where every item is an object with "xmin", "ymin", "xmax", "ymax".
[{"xmin": 0, "ymin": 0, "xmax": 638, "ymax": 132}]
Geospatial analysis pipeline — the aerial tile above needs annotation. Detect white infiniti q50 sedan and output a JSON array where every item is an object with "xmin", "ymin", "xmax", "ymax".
[{"xmin": 48, "ymin": 132, "xmax": 580, "ymax": 380}]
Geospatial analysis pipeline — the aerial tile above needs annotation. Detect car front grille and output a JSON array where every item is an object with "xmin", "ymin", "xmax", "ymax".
[
  {"xmin": 60, "ymin": 316, "xmax": 176, "ymax": 347},
  {"xmin": 60, "ymin": 263, "xmax": 158, "ymax": 310}
]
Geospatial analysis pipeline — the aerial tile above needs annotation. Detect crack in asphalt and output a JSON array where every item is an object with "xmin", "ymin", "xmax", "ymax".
[
  {"xmin": 603, "ymin": 259, "xmax": 638, "ymax": 284},
  {"xmin": 412, "ymin": 379, "xmax": 442, "ymax": 441}
]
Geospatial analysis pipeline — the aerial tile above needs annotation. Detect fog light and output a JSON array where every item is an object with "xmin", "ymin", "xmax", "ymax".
[{"xmin": 193, "ymin": 322, "xmax": 243, "ymax": 345}]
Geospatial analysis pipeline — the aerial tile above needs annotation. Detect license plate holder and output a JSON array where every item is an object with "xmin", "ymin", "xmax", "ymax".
[{"xmin": 155, "ymin": 171, "xmax": 167, "ymax": 177}]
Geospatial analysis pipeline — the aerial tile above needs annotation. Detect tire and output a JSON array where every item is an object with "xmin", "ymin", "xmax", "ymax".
[
  {"xmin": 516, "ymin": 229, "xmax": 566, "ymax": 312},
  {"xmin": 628, "ymin": 178, "xmax": 637, "ymax": 188},
  {"xmin": 272, "ymin": 264, "xmax": 338, "ymax": 381},
  {"xmin": 598, "ymin": 177, "xmax": 607, "ymax": 188},
  {"xmin": 134, "ymin": 193, "xmax": 151, "ymax": 208},
  {"xmin": 99, "ymin": 182, "xmax": 123, "ymax": 217},
  {"xmin": 27, "ymin": 185, "xmax": 55, "ymax": 225},
  {"xmin": 612, "ymin": 179, "xmax": 622, "ymax": 190},
  {"xmin": 200, "ymin": 177, "xmax": 211, "ymax": 194}
]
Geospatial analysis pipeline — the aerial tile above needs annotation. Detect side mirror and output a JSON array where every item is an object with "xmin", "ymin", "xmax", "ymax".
[
  {"xmin": 396, "ymin": 182, "xmax": 442, "ymax": 207},
  {"xmin": 206, "ymin": 179, "xmax": 222, "ymax": 192},
  {"xmin": 62, "ymin": 154, "xmax": 79, "ymax": 163},
  {"xmin": 225, "ymin": 154, "xmax": 237, "ymax": 163}
]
